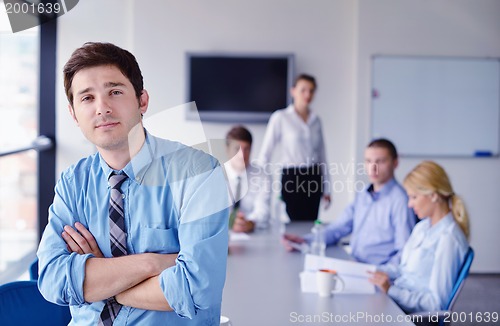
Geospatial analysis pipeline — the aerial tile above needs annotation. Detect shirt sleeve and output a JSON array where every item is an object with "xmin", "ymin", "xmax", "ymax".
[
  {"xmin": 388, "ymin": 233, "xmax": 465, "ymax": 313},
  {"xmin": 257, "ymin": 111, "xmax": 281, "ymax": 166},
  {"xmin": 377, "ymin": 263, "xmax": 401, "ymax": 281},
  {"xmin": 246, "ymin": 168, "xmax": 272, "ymax": 228},
  {"xmin": 384, "ymin": 197, "xmax": 416, "ymax": 268},
  {"xmin": 37, "ymin": 172, "xmax": 93, "ymax": 306},
  {"xmin": 316, "ymin": 119, "xmax": 331, "ymax": 196},
  {"xmin": 161, "ymin": 158, "xmax": 229, "ymax": 319},
  {"xmin": 304, "ymin": 200, "xmax": 355, "ymax": 245}
]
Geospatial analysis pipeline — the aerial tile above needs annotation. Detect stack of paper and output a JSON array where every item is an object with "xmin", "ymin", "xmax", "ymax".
[
  {"xmin": 229, "ymin": 231, "xmax": 251, "ymax": 242},
  {"xmin": 300, "ymin": 254, "xmax": 376, "ymax": 294}
]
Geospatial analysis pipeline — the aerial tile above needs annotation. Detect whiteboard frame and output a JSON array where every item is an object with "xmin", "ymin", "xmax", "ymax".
[{"xmin": 370, "ymin": 54, "xmax": 500, "ymax": 157}]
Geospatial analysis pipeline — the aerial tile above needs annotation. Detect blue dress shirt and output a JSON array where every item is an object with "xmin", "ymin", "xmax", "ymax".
[
  {"xmin": 306, "ymin": 178, "xmax": 415, "ymax": 267},
  {"xmin": 37, "ymin": 131, "xmax": 229, "ymax": 325},
  {"xmin": 384, "ymin": 213, "xmax": 468, "ymax": 313}
]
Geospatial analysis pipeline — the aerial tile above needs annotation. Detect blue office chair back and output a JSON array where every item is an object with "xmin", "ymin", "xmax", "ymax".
[
  {"xmin": 446, "ymin": 247, "xmax": 474, "ymax": 311},
  {"xmin": 29, "ymin": 258, "xmax": 39, "ymax": 280},
  {"xmin": 0, "ymin": 280, "xmax": 71, "ymax": 326}
]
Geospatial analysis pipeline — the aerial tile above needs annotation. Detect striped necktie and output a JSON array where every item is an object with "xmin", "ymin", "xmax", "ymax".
[{"xmin": 99, "ymin": 173, "xmax": 128, "ymax": 325}]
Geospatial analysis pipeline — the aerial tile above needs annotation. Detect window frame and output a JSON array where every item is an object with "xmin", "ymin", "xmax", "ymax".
[
  {"xmin": 37, "ymin": 14, "xmax": 57, "ymax": 240},
  {"xmin": 0, "ymin": 1, "xmax": 57, "ymax": 239}
]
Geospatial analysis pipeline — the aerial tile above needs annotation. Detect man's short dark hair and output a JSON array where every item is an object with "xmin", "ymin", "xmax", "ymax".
[
  {"xmin": 63, "ymin": 42, "xmax": 144, "ymax": 106},
  {"xmin": 226, "ymin": 125, "xmax": 253, "ymax": 146},
  {"xmin": 367, "ymin": 138, "xmax": 398, "ymax": 160},
  {"xmin": 293, "ymin": 73, "xmax": 317, "ymax": 90}
]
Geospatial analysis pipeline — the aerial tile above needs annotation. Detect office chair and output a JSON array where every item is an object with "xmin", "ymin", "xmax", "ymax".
[
  {"xmin": 445, "ymin": 247, "xmax": 474, "ymax": 312},
  {"xmin": 411, "ymin": 247, "xmax": 475, "ymax": 326},
  {"xmin": 0, "ymin": 280, "xmax": 71, "ymax": 326},
  {"xmin": 29, "ymin": 258, "xmax": 39, "ymax": 280}
]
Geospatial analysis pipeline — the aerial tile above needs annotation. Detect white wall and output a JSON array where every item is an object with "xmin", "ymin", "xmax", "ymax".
[
  {"xmin": 56, "ymin": 0, "xmax": 135, "ymax": 168},
  {"xmin": 56, "ymin": 0, "xmax": 500, "ymax": 271},
  {"xmin": 130, "ymin": 0, "xmax": 357, "ymax": 220},
  {"xmin": 356, "ymin": 0, "xmax": 500, "ymax": 272}
]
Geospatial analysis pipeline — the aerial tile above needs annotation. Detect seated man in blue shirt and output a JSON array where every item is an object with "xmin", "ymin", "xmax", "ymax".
[
  {"xmin": 36, "ymin": 42, "xmax": 229, "ymax": 325},
  {"xmin": 282, "ymin": 139, "xmax": 416, "ymax": 268}
]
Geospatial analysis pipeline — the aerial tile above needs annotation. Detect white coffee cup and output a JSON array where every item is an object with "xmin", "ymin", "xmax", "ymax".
[
  {"xmin": 316, "ymin": 269, "xmax": 345, "ymax": 297},
  {"xmin": 220, "ymin": 315, "xmax": 232, "ymax": 326}
]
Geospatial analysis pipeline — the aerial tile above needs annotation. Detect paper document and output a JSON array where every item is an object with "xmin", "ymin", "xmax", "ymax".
[
  {"xmin": 304, "ymin": 254, "xmax": 376, "ymax": 276},
  {"xmin": 300, "ymin": 271, "xmax": 376, "ymax": 294},
  {"xmin": 229, "ymin": 231, "xmax": 251, "ymax": 242},
  {"xmin": 301, "ymin": 254, "xmax": 376, "ymax": 294}
]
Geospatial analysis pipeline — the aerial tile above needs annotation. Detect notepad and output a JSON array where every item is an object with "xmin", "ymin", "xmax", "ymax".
[
  {"xmin": 300, "ymin": 254, "xmax": 376, "ymax": 294},
  {"xmin": 229, "ymin": 231, "xmax": 251, "ymax": 242}
]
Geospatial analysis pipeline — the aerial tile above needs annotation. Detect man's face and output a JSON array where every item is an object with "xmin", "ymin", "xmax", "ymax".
[
  {"xmin": 68, "ymin": 65, "xmax": 148, "ymax": 152},
  {"xmin": 364, "ymin": 147, "xmax": 398, "ymax": 187},
  {"xmin": 227, "ymin": 139, "xmax": 251, "ymax": 172},
  {"xmin": 290, "ymin": 79, "xmax": 315, "ymax": 108}
]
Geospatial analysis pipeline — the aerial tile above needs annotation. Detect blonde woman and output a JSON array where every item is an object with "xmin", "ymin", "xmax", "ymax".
[{"xmin": 369, "ymin": 161, "xmax": 469, "ymax": 313}]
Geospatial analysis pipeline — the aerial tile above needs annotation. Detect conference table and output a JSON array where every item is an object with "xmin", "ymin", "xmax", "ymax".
[{"xmin": 221, "ymin": 222, "xmax": 415, "ymax": 326}]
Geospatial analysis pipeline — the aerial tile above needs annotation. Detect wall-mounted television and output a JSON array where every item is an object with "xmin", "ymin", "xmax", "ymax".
[{"xmin": 186, "ymin": 52, "xmax": 294, "ymax": 123}]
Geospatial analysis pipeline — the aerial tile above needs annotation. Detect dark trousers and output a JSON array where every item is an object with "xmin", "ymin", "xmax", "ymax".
[{"xmin": 281, "ymin": 165, "xmax": 323, "ymax": 221}]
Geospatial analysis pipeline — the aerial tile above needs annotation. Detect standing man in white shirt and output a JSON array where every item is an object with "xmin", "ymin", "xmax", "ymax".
[
  {"xmin": 258, "ymin": 74, "xmax": 331, "ymax": 221},
  {"xmin": 226, "ymin": 125, "xmax": 272, "ymax": 232}
]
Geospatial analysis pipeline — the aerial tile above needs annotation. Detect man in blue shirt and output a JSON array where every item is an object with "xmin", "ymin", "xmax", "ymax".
[
  {"xmin": 37, "ymin": 42, "xmax": 229, "ymax": 325},
  {"xmin": 283, "ymin": 139, "xmax": 416, "ymax": 268}
]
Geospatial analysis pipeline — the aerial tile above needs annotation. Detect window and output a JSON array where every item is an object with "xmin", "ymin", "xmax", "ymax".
[{"xmin": 0, "ymin": 1, "xmax": 56, "ymax": 284}]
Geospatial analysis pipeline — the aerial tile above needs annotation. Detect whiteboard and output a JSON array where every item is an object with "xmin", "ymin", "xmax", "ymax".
[{"xmin": 371, "ymin": 56, "xmax": 500, "ymax": 157}]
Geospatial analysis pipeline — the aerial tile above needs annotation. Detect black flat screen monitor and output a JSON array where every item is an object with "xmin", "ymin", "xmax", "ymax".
[{"xmin": 186, "ymin": 53, "xmax": 294, "ymax": 123}]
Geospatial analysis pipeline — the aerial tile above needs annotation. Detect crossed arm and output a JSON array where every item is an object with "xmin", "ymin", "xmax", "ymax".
[{"xmin": 62, "ymin": 222, "xmax": 176, "ymax": 311}]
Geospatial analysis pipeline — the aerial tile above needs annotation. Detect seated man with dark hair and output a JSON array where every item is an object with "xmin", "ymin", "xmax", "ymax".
[
  {"xmin": 225, "ymin": 125, "xmax": 271, "ymax": 233},
  {"xmin": 283, "ymin": 139, "xmax": 416, "ymax": 269}
]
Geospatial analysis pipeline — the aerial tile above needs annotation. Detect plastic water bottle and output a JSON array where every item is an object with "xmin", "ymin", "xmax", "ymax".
[
  {"xmin": 310, "ymin": 220, "xmax": 326, "ymax": 256},
  {"xmin": 276, "ymin": 196, "xmax": 289, "ymax": 223}
]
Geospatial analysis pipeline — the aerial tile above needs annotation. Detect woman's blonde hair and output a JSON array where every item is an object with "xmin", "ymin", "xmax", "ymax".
[{"xmin": 404, "ymin": 161, "xmax": 469, "ymax": 239}]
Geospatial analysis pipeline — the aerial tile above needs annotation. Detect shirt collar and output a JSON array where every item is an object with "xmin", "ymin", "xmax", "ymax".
[
  {"xmin": 426, "ymin": 212, "xmax": 454, "ymax": 238},
  {"xmin": 366, "ymin": 178, "xmax": 397, "ymax": 199},
  {"xmin": 286, "ymin": 104, "xmax": 318, "ymax": 125},
  {"xmin": 98, "ymin": 129, "xmax": 156, "ymax": 185},
  {"xmin": 225, "ymin": 163, "xmax": 246, "ymax": 179},
  {"xmin": 99, "ymin": 155, "xmax": 117, "ymax": 182}
]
